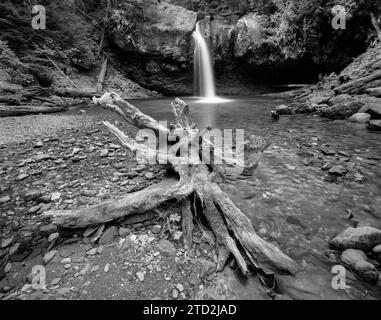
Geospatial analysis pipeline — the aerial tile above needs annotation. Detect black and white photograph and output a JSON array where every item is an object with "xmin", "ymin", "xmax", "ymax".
[{"xmin": 0, "ymin": 0, "xmax": 381, "ymax": 305}]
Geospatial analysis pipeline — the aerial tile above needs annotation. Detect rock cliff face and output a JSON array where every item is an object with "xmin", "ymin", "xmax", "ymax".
[
  {"xmin": 108, "ymin": 1, "xmax": 197, "ymax": 95},
  {"xmin": 105, "ymin": 0, "xmax": 381, "ymax": 95}
]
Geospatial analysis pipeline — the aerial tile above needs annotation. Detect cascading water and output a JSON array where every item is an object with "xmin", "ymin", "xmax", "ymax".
[{"xmin": 192, "ymin": 21, "xmax": 216, "ymax": 99}]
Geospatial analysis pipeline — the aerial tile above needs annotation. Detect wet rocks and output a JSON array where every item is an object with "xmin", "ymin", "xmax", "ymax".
[
  {"xmin": 275, "ymin": 104, "xmax": 293, "ymax": 115},
  {"xmin": 330, "ymin": 227, "xmax": 381, "ymax": 251},
  {"xmin": 341, "ymin": 249, "xmax": 378, "ymax": 282},
  {"xmin": 348, "ymin": 113, "xmax": 371, "ymax": 123},
  {"xmin": 321, "ymin": 100, "xmax": 364, "ymax": 119},
  {"xmin": 341, "ymin": 248, "xmax": 367, "ymax": 266},
  {"xmin": 328, "ymin": 165, "xmax": 347, "ymax": 176}
]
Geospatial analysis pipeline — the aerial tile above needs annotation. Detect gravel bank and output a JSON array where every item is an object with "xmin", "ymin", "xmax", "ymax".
[{"xmin": 0, "ymin": 114, "xmax": 95, "ymax": 145}]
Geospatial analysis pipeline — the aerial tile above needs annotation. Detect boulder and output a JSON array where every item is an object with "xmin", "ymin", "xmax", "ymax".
[
  {"xmin": 321, "ymin": 100, "xmax": 364, "ymax": 119},
  {"xmin": 348, "ymin": 113, "xmax": 371, "ymax": 123},
  {"xmin": 275, "ymin": 104, "xmax": 293, "ymax": 115},
  {"xmin": 354, "ymin": 261, "xmax": 378, "ymax": 282},
  {"xmin": 367, "ymin": 120, "xmax": 381, "ymax": 131},
  {"xmin": 341, "ymin": 249, "xmax": 367, "ymax": 266},
  {"xmin": 359, "ymin": 101, "xmax": 381, "ymax": 119},
  {"xmin": 341, "ymin": 249, "xmax": 378, "ymax": 282},
  {"xmin": 330, "ymin": 227, "xmax": 381, "ymax": 251}
]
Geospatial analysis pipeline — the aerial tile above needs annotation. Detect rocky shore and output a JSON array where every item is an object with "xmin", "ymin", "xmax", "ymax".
[
  {"xmin": 0, "ymin": 112, "xmax": 268, "ymax": 300},
  {"xmin": 274, "ymin": 42, "xmax": 381, "ymax": 131}
]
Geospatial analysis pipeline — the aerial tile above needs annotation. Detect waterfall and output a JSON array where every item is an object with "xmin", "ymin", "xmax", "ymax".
[{"xmin": 193, "ymin": 21, "xmax": 216, "ymax": 98}]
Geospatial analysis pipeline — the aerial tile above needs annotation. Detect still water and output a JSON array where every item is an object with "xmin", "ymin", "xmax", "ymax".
[{"xmin": 75, "ymin": 95, "xmax": 381, "ymax": 299}]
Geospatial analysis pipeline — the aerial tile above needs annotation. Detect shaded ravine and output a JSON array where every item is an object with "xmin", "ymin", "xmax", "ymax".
[{"xmin": 65, "ymin": 96, "xmax": 381, "ymax": 299}]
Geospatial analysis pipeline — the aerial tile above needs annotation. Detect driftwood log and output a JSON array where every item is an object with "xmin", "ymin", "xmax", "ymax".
[
  {"xmin": 0, "ymin": 105, "xmax": 67, "ymax": 117},
  {"xmin": 334, "ymin": 70, "xmax": 381, "ymax": 94},
  {"xmin": 46, "ymin": 92, "xmax": 297, "ymax": 277}
]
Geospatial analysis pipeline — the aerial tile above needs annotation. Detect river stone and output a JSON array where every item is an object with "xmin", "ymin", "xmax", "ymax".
[
  {"xmin": 275, "ymin": 104, "xmax": 293, "ymax": 115},
  {"xmin": 43, "ymin": 250, "xmax": 58, "ymax": 265},
  {"xmin": 0, "ymin": 196, "xmax": 10, "ymax": 203},
  {"xmin": 367, "ymin": 120, "xmax": 381, "ymax": 131},
  {"xmin": 354, "ymin": 261, "xmax": 378, "ymax": 282},
  {"xmin": 330, "ymin": 227, "xmax": 381, "ymax": 251},
  {"xmin": 99, "ymin": 226, "xmax": 118, "ymax": 244},
  {"xmin": 157, "ymin": 239, "xmax": 176, "ymax": 256},
  {"xmin": 348, "ymin": 113, "xmax": 371, "ymax": 123},
  {"xmin": 321, "ymin": 100, "xmax": 364, "ymax": 119},
  {"xmin": 39, "ymin": 224, "xmax": 58, "ymax": 237},
  {"xmin": 372, "ymin": 244, "xmax": 381, "ymax": 254},
  {"xmin": 341, "ymin": 249, "xmax": 367, "ymax": 267},
  {"xmin": 328, "ymin": 165, "xmax": 346, "ymax": 176}
]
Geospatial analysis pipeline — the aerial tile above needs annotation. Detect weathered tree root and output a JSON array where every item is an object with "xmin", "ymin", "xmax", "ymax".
[{"xmin": 45, "ymin": 92, "xmax": 298, "ymax": 277}]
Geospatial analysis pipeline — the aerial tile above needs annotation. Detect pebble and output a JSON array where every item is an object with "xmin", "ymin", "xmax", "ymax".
[
  {"xmin": 104, "ymin": 263, "xmax": 110, "ymax": 273},
  {"xmin": 61, "ymin": 258, "xmax": 72, "ymax": 264},
  {"xmin": 86, "ymin": 248, "xmax": 98, "ymax": 256},
  {"xmin": 100, "ymin": 149, "xmax": 108, "ymax": 157},
  {"xmin": 0, "ymin": 196, "xmax": 10, "ymax": 203},
  {"xmin": 119, "ymin": 227, "xmax": 129, "ymax": 237},
  {"xmin": 39, "ymin": 224, "xmax": 58, "ymax": 237},
  {"xmin": 171, "ymin": 288, "xmax": 179, "ymax": 299},
  {"xmin": 4, "ymin": 263, "xmax": 12, "ymax": 273},
  {"xmin": 1, "ymin": 237, "xmax": 14, "ymax": 249},
  {"xmin": 157, "ymin": 239, "xmax": 176, "ymax": 256},
  {"xmin": 48, "ymin": 233, "xmax": 59, "ymax": 243},
  {"xmin": 17, "ymin": 173, "xmax": 29, "ymax": 181},
  {"xmin": 43, "ymin": 250, "xmax": 58, "ymax": 265},
  {"xmin": 145, "ymin": 172, "xmax": 155, "ymax": 180},
  {"xmin": 328, "ymin": 165, "xmax": 347, "ymax": 176},
  {"xmin": 176, "ymin": 284, "xmax": 185, "ymax": 292},
  {"xmin": 51, "ymin": 278, "xmax": 61, "ymax": 286},
  {"xmin": 91, "ymin": 265, "xmax": 100, "ymax": 273},
  {"xmin": 151, "ymin": 225, "xmax": 162, "ymax": 234},
  {"xmin": 136, "ymin": 271, "xmax": 145, "ymax": 282}
]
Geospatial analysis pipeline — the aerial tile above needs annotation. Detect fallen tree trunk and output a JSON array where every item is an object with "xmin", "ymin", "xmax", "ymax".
[
  {"xmin": 365, "ymin": 87, "xmax": 381, "ymax": 97},
  {"xmin": 0, "ymin": 105, "xmax": 67, "ymax": 117},
  {"xmin": 334, "ymin": 70, "xmax": 381, "ymax": 94},
  {"xmin": 45, "ymin": 92, "xmax": 298, "ymax": 279},
  {"xmin": 1, "ymin": 87, "xmax": 103, "ymax": 100}
]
